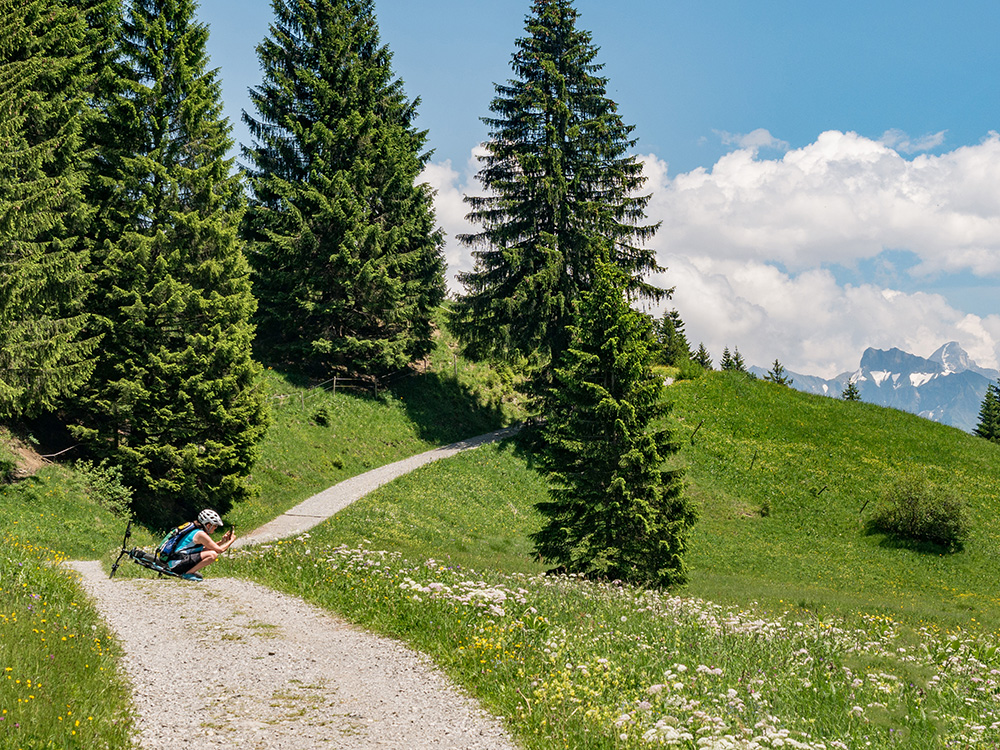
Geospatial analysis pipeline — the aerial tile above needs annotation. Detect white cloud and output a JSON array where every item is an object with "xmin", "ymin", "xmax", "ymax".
[
  {"xmin": 653, "ymin": 256, "xmax": 1000, "ymax": 377},
  {"xmin": 879, "ymin": 128, "xmax": 948, "ymax": 154},
  {"xmin": 424, "ymin": 133, "xmax": 1000, "ymax": 376},
  {"xmin": 715, "ymin": 128, "xmax": 790, "ymax": 152},
  {"xmin": 419, "ymin": 148, "xmax": 484, "ymax": 292}
]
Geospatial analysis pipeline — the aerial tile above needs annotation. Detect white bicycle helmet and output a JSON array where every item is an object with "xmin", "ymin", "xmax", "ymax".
[{"xmin": 197, "ymin": 509, "xmax": 223, "ymax": 528}]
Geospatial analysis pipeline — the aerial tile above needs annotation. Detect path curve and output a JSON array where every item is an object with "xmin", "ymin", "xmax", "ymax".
[
  {"xmin": 234, "ymin": 426, "xmax": 519, "ymax": 548},
  {"xmin": 69, "ymin": 426, "xmax": 522, "ymax": 750}
]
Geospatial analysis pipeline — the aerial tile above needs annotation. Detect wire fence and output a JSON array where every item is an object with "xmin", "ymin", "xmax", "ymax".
[{"xmin": 268, "ymin": 368, "xmax": 414, "ymax": 409}]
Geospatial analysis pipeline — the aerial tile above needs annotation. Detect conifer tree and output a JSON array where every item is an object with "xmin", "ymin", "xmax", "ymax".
[
  {"xmin": 242, "ymin": 0, "xmax": 446, "ymax": 376},
  {"xmin": 764, "ymin": 359, "xmax": 792, "ymax": 386},
  {"xmin": 841, "ymin": 379, "xmax": 862, "ymax": 402},
  {"xmin": 72, "ymin": 0, "xmax": 268, "ymax": 523},
  {"xmin": 656, "ymin": 309, "xmax": 691, "ymax": 366},
  {"xmin": 694, "ymin": 343, "xmax": 712, "ymax": 370},
  {"xmin": 453, "ymin": 0, "xmax": 665, "ymax": 384},
  {"xmin": 533, "ymin": 257, "xmax": 694, "ymax": 587},
  {"xmin": 974, "ymin": 382, "xmax": 1000, "ymax": 442},
  {"xmin": 0, "ymin": 0, "xmax": 103, "ymax": 419},
  {"xmin": 719, "ymin": 347, "xmax": 734, "ymax": 371}
]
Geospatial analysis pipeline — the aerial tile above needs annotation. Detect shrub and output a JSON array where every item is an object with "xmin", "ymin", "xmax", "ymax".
[
  {"xmin": 0, "ymin": 444, "xmax": 16, "ymax": 483},
  {"xmin": 867, "ymin": 473, "xmax": 970, "ymax": 549},
  {"xmin": 75, "ymin": 460, "xmax": 134, "ymax": 517}
]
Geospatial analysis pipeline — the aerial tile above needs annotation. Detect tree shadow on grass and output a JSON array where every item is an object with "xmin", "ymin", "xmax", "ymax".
[
  {"xmin": 389, "ymin": 370, "xmax": 507, "ymax": 445},
  {"xmin": 862, "ymin": 525, "xmax": 966, "ymax": 555}
]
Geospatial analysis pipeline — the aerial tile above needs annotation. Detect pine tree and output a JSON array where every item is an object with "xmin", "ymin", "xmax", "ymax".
[
  {"xmin": 72, "ymin": 0, "xmax": 268, "ymax": 523},
  {"xmin": 764, "ymin": 359, "xmax": 792, "ymax": 386},
  {"xmin": 841, "ymin": 379, "xmax": 862, "ymax": 402},
  {"xmin": 0, "ymin": 0, "xmax": 102, "ymax": 419},
  {"xmin": 656, "ymin": 309, "xmax": 691, "ymax": 366},
  {"xmin": 974, "ymin": 382, "xmax": 1000, "ymax": 442},
  {"xmin": 719, "ymin": 347, "xmax": 734, "ymax": 371},
  {"xmin": 242, "ymin": 0, "xmax": 445, "ymax": 376},
  {"xmin": 452, "ymin": 0, "xmax": 665, "ymax": 384},
  {"xmin": 694, "ymin": 343, "xmax": 712, "ymax": 370},
  {"xmin": 533, "ymin": 257, "xmax": 694, "ymax": 587}
]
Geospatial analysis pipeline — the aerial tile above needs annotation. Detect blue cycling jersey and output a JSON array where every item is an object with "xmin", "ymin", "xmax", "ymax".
[{"xmin": 166, "ymin": 527, "xmax": 204, "ymax": 569}]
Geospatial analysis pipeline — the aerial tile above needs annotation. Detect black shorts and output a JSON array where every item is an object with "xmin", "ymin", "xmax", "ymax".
[{"xmin": 170, "ymin": 552, "xmax": 203, "ymax": 574}]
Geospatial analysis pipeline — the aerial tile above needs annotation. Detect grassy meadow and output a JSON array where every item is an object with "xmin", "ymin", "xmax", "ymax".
[{"xmin": 5, "ymin": 359, "xmax": 1000, "ymax": 748}]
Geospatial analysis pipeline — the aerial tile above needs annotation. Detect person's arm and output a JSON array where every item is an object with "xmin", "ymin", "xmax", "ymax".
[{"xmin": 192, "ymin": 528, "xmax": 236, "ymax": 553}]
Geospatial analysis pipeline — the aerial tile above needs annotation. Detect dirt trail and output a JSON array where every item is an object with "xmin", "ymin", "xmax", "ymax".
[{"xmin": 70, "ymin": 428, "xmax": 520, "ymax": 749}]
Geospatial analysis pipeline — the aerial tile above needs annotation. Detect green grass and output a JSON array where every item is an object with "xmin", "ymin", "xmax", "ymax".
[
  {"xmin": 217, "ymin": 370, "xmax": 1000, "ymax": 749},
  {"xmin": 13, "ymin": 353, "xmax": 1000, "ymax": 749},
  {"xmin": 0, "ymin": 465, "xmax": 137, "ymax": 748},
  {"xmin": 0, "ymin": 314, "xmax": 522, "ymax": 749},
  {"xmin": 666, "ymin": 371, "xmax": 1000, "ymax": 631}
]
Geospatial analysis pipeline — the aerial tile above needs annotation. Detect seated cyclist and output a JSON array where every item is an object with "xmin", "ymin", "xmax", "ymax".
[{"xmin": 166, "ymin": 509, "xmax": 235, "ymax": 581}]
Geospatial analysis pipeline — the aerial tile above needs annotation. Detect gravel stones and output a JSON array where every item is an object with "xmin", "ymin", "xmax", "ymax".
[{"xmin": 70, "ymin": 561, "xmax": 517, "ymax": 749}]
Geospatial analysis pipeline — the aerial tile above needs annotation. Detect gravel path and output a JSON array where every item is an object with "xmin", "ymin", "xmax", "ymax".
[{"xmin": 69, "ymin": 428, "xmax": 521, "ymax": 750}]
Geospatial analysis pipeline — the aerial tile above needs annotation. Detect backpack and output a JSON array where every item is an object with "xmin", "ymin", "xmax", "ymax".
[{"xmin": 155, "ymin": 522, "xmax": 198, "ymax": 562}]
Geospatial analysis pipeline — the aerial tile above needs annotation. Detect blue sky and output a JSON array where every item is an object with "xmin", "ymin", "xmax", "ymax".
[{"xmin": 198, "ymin": 0, "xmax": 1000, "ymax": 377}]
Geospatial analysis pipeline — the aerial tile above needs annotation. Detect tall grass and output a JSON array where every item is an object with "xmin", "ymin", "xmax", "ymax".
[
  {"xmin": 221, "ymin": 444, "xmax": 1000, "ymax": 749},
  {"xmin": 1, "ymin": 536, "xmax": 134, "ymax": 748}
]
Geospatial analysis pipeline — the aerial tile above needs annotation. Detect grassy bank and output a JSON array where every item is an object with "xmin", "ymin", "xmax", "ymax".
[
  {"xmin": 0, "ymin": 460, "xmax": 135, "ymax": 748},
  {"xmin": 10, "ymin": 358, "xmax": 1000, "ymax": 748},
  {"xmin": 219, "ymin": 441, "xmax": 1000, "ymax": 749},
  {"xmin": 217, "ymin": 370, "xmax": 1000, "ymax": 749}
]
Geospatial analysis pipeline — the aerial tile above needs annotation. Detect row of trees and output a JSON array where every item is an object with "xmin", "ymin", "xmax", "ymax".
[
  {"xmin": 2, "ymin": 0, "xmax": 446, "ymax": 524},
  {"xmin": 4, "ymin": 0, "xmax": 696, "ymax": 585}
]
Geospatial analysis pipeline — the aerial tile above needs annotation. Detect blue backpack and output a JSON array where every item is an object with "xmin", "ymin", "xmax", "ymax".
[{"xmin": 155, "ymin": 522, "xmax": 197, "ymax": 562}]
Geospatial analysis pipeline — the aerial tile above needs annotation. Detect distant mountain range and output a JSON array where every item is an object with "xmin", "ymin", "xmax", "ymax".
[{"xmin": 749, "ymin": 342, "xmax": 999, "ymax": 433}]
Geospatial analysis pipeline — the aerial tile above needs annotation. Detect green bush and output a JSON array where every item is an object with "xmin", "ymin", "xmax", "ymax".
[
  {"xmin": 867, "ymin": 473, "xmax": 970, "ymax": 549},
  {"xmin": 0, "ymin": 444, "xmax": 16, "ymax": 482},
  {"xmin": 75, "ymin": 459, "xmax": 134, "ymax": 517}
]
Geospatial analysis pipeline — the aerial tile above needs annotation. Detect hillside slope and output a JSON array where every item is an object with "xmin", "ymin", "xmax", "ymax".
[{"xmin": 666, "ymin": 371, "xmax": 1000, "ymax": 628}]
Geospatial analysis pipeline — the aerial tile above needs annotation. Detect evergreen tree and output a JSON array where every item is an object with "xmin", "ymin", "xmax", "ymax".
[
  {"xmin": 0, "ymin": 0, "xmax": 103, "ymax": 419},
  {"xmin": 764, "ymin": 359, "xmax": 792, "ymax": 386},
  {"xmin": 841, "ymin": 379, "xmax": 862, "ymax": 402},
  {"xmin": 694, "ymin": 343, "xmax": 712, "ymax": 370},
  {"xmin": 731, "ymin": 347, "xmax": 747, "ymax": 373},
  {"xmin": 656, "ymin": 309, "xmax": 691, "ymax": 366},
  {"xmin": 719, "ymin": 347, "xmax": 734, "ymax": 371},
  {"xmin": 974, "ymin": 382, "xmax": 1000, "ymax": 442},
  {"xmin": 452, "ymin": 0, "xmax": 665, "ymax": 385},
  {"xmin": 72, "ymin": 0, "xmax": 268, "ymax": 523},
  {"xmin": 242, "ymin": 0, "xmax": 446, "ymax": 376},
  {"xmin": 533, "ymin": 257, "xmax": 694, "ymax": 587},
  {"xmin": 720, "ymin": 346, "xmax": 747, "ymax": 373}
]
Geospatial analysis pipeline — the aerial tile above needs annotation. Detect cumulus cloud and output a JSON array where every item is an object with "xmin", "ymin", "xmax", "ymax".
[
  {"xmin": 643, "ymin": 131, "xmax": 1000, "ymax": 277},
  {"xmin": 423, "ymin": 133, "xmax": 1000, "ymax": 376},
  {"xmin": 651, "ymin": 256, "xmax": 1000, "ymax": 377}
]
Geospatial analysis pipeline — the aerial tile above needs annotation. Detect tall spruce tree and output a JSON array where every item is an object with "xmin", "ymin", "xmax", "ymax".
[
  {"xmin": 533, "ymin": 257, "xmax": 693, "ymax": 587},
  {"xmin": 974, "ymin": 382, "xmax": 1000, "ymax": 442},
  {"xmin": 0, "ymin": 0, "xmax": 103, "ymax": 419},
  {"xmin": 72, "ymin": 0, "xmax": 268, "ymax": 523},
  {"xmin": 453, "ymin": 0, "xmax": 664, "ymax": 385},
  {"xmin": 242, "ymin": 0, "xmax": 446, "ymax": 376}
]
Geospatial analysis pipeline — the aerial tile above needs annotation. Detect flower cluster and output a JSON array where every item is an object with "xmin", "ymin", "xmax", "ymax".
[{"xmin": 233, "ymin": 538, "xmax": 1000, "ymax": 749}]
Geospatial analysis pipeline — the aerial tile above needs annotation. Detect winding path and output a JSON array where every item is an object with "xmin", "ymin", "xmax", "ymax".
[{"xmin": 69, "ymin": 427, "xmax": 520, "ymax": 750}]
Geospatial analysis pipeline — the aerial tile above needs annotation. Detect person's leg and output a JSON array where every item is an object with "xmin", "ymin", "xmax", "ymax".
[{"xmin": 185, "ymin": 550, "xmax": 219, "ymax": 574}]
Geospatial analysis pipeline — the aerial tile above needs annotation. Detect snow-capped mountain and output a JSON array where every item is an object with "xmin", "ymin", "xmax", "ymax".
[{"xmin": 750, "ymin": 342, "xmax": 999, "ymax": 433}]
